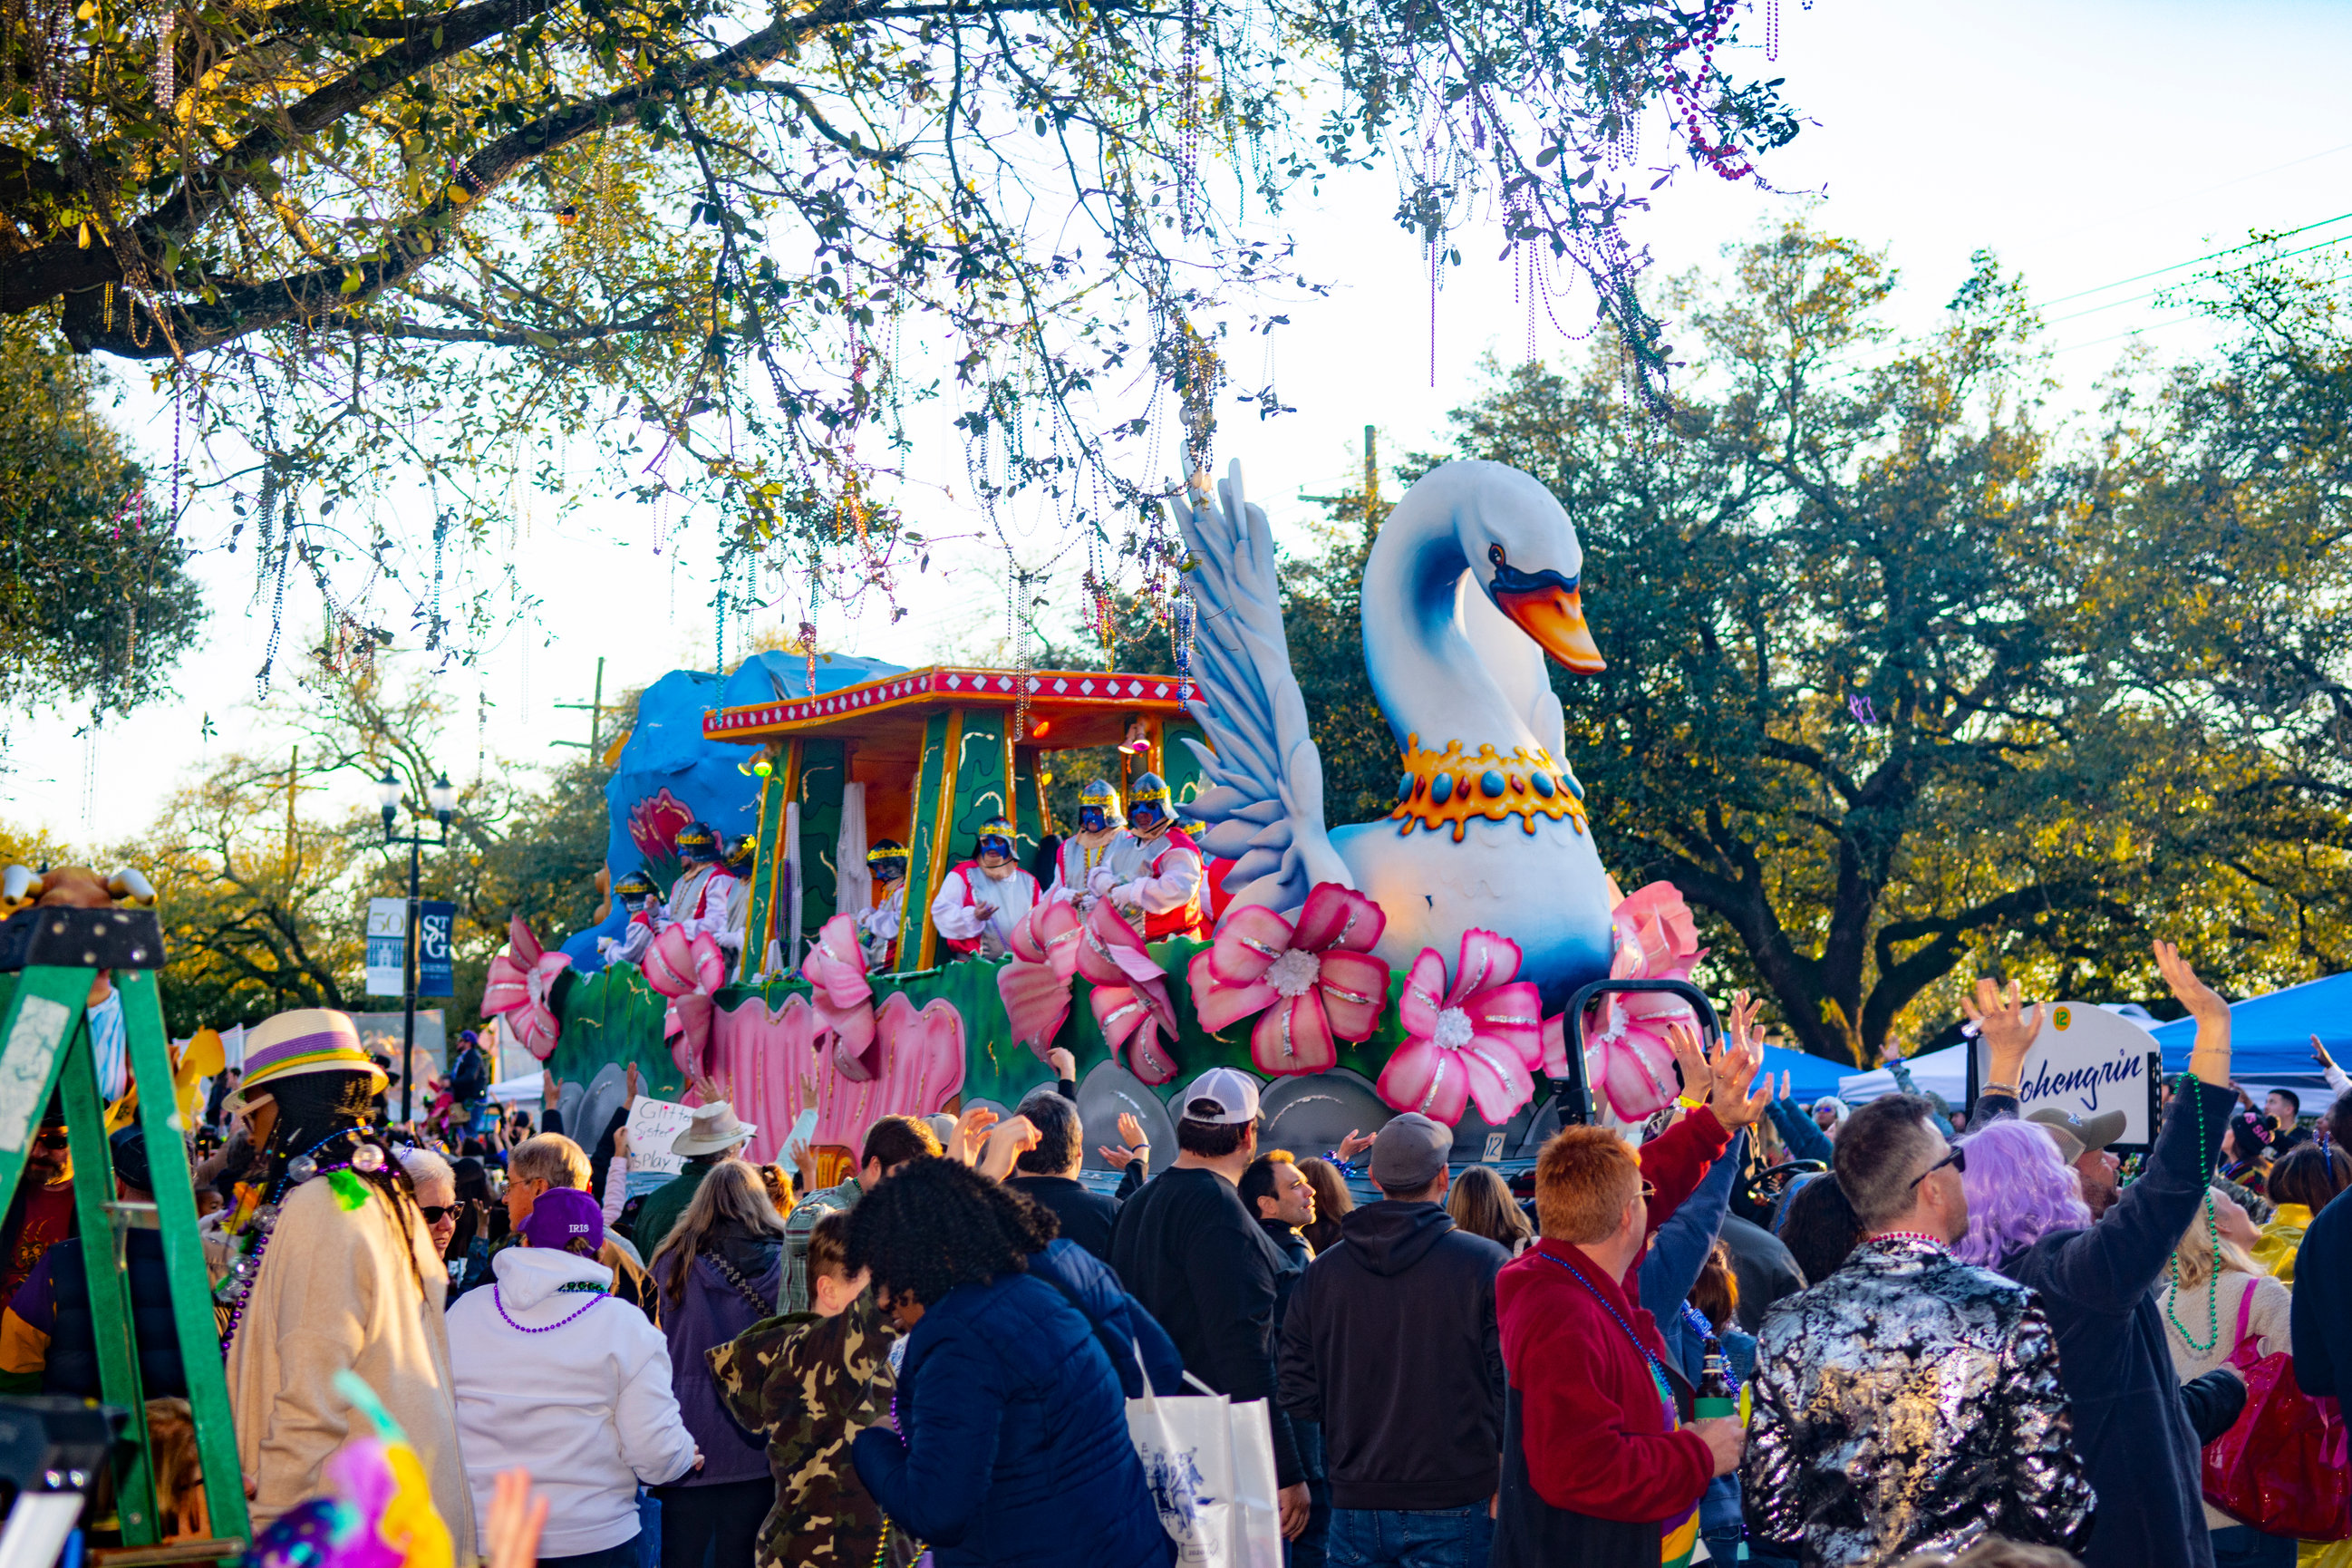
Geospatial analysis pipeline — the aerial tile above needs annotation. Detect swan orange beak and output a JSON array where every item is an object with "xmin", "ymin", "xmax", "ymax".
[{"xmin": 1495, "ymin": 584, "xmax": 1604, "ymax": 673}]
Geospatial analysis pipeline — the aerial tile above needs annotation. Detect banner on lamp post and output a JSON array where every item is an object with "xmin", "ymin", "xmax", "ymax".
[
  {"xmin": 365, "ymin": 897, "xmax": 406, "ymax": 997},
  {"xmin": 418, "ymin": 901, "xmax": 456, "ymax": 997}
]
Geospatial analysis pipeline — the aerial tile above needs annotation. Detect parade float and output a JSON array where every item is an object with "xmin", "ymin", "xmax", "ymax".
[{"xmin": 492, "ymin": 460, "xmax": 1714, "ymax": 1174}]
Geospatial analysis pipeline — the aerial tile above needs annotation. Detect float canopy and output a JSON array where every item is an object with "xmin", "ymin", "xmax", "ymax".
[{"xmin": 702, "ymin": 664, "xmax": 1197, "ymax": 752}]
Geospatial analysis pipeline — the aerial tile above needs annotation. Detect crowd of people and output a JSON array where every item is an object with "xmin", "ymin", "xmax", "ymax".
[{"xmin": 2, "ymin": 935, "xmax": 2347, "ymax": 1568}]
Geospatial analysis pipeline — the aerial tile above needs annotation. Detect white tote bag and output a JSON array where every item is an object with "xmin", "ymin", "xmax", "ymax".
[{"xmin": 1123, "ymin": 1360, "xmax": 1284, "ymax": 1568}]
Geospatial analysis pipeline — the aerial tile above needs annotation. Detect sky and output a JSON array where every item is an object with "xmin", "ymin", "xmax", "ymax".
[{"xmin": 13, "ymin": 0, "xmax": 2352, "ymax": 847}]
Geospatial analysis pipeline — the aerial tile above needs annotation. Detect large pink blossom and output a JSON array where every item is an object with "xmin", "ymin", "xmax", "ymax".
[
  {"xmin": 1187, "ymin": 884, "xmax": 1389, "ymax": 1076},
  {"xmin": 799, "ymin": 914, "xmax": 881, "ymax": 1080},
  {"xmin": 1075, "ymin": 899, "xmax": 1180, "ymax": 1085},
  {"xmin": 995, "ymin": 899, "xmax": 1084, "ymax": 1060},
  {"xmin": 1375, "ymin": 930, "xmax": 1543, "ymax": 1127},
  {"xmin": 482, "ymin": 915, "xmax": 571, "ymax": 1061},
  {"xmin": 1539, "ymin": 880, "xmax": 1709, "ymax": 1123},
  {"xmin": 642, "ymin": 923, "xmax": 727, "ymax": 1080}
]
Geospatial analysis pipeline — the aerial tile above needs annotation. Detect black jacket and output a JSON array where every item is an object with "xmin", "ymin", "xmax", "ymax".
[
  {"xmin": 1005, "ymin": 1176, "xmax": 1122, "ymax": 1263},
  {"xmin": 1718, "ymin": 1213, "xmax": 1805, "ymax": 1331},
  {"xmin": 1276, "ymin": 1199, "xmax": 1508, "ymax": 1511},
  {"xmin": 1984, "ymin": 1078, "xmax": 2233, "ymax": 1568},
  {"xmin": 2293, "ymin": 1187, "xmax": 2352, "ymax": 1409},
  {"xmin": 36, "ymin": 1231, "xmax": 188, "ymax": 1399},
  {"xmin": 1258, "ymin": 1219, "xmax": 1311, "ymax": 1333},
  {"xmin": 1111, "ymin": 1165, "xmax": 1303, "ymax": 1486}
]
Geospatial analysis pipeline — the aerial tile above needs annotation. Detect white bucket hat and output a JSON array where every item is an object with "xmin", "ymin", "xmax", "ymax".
[{"xmin": 672, "ymin": 1100, "xmax": 757, "ymax": 1157}]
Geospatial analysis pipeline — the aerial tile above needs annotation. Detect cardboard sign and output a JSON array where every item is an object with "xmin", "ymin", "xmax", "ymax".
[
  {"xmin": 624, "ymin": 1096, "xmax": 696, "ymax": 1177},
  {"xmin": 1970, "ymin": 1002, "xmax": 2162, "ymax": 1151}
]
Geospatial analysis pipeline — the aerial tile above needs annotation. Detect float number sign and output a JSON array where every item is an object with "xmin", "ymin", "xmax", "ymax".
[{"xmin": 1970, "ymin": 1002, "xmax": 2162, "ymax": 1153}]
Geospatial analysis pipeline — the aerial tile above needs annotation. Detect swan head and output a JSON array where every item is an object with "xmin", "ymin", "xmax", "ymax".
[{"xmin": 1449, "ymin": 462, "xmax": 1605, "ymax": 674}]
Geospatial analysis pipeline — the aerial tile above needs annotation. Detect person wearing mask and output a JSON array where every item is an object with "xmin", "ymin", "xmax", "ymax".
[
  {"xmin": 1, "ymin": 1125, "xmax": 186, "ymax": 1398},
  {"xmin": 1280, "ymin": 1113, "xmax": 1505, "ymax": 1568},
  {"xmin": 2023, "ymin": 1107, "xmax": 2126, "ymax": 1219},
  {"xmin": 929, "ymin": 818, "xmax": 1040, "ymax": 960},
  {"xmin": 1002, "ymin": 1089, "xmax": 1124, "ymax": 1263},
  {"xmin": 709, "ymin": 1211, "xmax": 913, "ymax": 1568},
  {"xmin": 1297, "ymin": 1158, "xmax": 1353, "ymax": 1255},
  {"xmin": 2253, "ymin": 1142, "xmax": 2351, "ymax": 1283},
  {"xmin": 1045, "ymin": 779, "xmax": 1142, "ymax": 911},
  {"xmin": 1446, "ymin": 1165, "xmax": 1534, "ymax": 1256},
  {"xmin": 2154, "ymin": 1186, "xmax": 2295, "ymax": 1568},
  {"xmin": 1106, "ymin": 772, "xmax": 1206, "ymax": 941},
  {"xmin": 1960, "ymin": 945, "xmax": 2238, "ymax": 1568},
  {"xmin": 1491, "ymin": 1024, "xmax": 1771, "ymax": 1568},
  {"xmin": 447, "ymin": 1187, "xmax": 699, "ymax": 1568},
  {"xmin": 1111, "ymin": 1067, "xmax": 1309, "ymax": 1540},
  {"xmin": 0, "ymin": 1100, "xmax": 73, "ymax": 1302},
  {"xmin": 1742, "ymin": 1095, "xmax": 2094, "ymax": 1565},
  {"xmin": 649, "ymin": 1159, "xmax": 788, "ymax": 1568},
  {"xmin": 208, "ymin": 1008, "xmax": 474, "ymax": 1554},
  {"xmin": 779, "ymin": 1116, "xmax": 942, "ymax": 1314},
  {"xmin": 632, "ymin": 1102, "xmax": 757, "ymax": 1254}
]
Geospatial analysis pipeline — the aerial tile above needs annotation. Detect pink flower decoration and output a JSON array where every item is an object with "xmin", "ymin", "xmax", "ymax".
[
  {"xmin": 625, "ymin": 789, "xmax": 697, "ymax": 865},
  {"xmin": 996, "ymin": 899, "xmax": 1083, "ymax": 1060},
  {"xmin": 1375, "ymin": 929, "xmax": 1543, "ymax": 1127},
  {"xmin": 1186, "ymin": 883, "xmax": 1390, "ymax": 1077},
  {"xmin": 482, "ymin": 915, "xmax": 572, "ymax": 1062},
  {"xmin": 643, "ymin": 924, "xmax": 728, "ymax": 1079},
  {"xmin": 1541, "ymin": 880, "xmax": 1709, "ymax": 1123},
  {"xmin": 800, "ymin": 914, "xmax": 882, "ymax": 1080},
  {"xmin": 1076, "ymin": 899, "xmax": 1180, "ymax": 1085}
]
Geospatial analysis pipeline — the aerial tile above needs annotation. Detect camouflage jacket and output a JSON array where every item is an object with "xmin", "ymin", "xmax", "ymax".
[{"xmin": 707, "ymin": 1293, "xmax": 913, "ymax": 1568}]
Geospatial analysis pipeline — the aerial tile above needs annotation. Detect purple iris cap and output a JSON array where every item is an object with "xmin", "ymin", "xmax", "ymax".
[{"xmin": 518, "ymin": 1186, "xmax": 605, "ymax": 1255}]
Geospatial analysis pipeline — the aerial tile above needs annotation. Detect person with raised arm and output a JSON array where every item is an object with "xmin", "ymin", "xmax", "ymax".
[{"xmin": 1959, "ymin": 944, "xmax": 2239, "ymax": 1568}]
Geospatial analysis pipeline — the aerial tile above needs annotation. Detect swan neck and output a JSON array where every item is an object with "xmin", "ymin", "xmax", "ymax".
[{"xmin": 1360, "ymin": 503, "xmax": 1533, "ymax": 754}]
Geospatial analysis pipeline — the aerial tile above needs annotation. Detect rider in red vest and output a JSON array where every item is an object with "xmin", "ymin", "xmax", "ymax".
[
  {"xmin": 1107, "ymin": 773, "xmax": 1205, "ymax": 942},
  {"xmin": 929, "ymin": 817, "xmax": 1041, "ymax": 959}
]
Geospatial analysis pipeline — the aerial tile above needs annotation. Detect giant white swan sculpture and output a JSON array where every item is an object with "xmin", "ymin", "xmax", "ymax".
[{"xmin": 1173, "ymin": 459, "xmax": 1618, "ymax": 1007}]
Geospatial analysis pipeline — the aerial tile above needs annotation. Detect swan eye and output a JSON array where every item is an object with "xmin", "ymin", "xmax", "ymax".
[{"xmin": 1487, "ymin": 544, "xmax": 1505, "ymax": 566}]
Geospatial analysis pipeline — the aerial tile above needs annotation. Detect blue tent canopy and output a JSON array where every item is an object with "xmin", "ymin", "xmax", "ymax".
[
  {"xmin": 2145, "ymin": 972, "xmax": 2352, "ymax": 1102},
  {"xmin": 1758, "ymin": 1042, "xmax": 1854, "ymax": 1107}
]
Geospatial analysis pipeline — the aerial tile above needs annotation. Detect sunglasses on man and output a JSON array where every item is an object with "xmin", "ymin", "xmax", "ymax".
[{"xmin": 1908, "ymin": 1145, "xmax": 1967, "ymax": 1190}]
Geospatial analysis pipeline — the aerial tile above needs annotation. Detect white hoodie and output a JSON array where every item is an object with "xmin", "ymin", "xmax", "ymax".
[{"xmin": 446, "ymin": 1245, "xmax": 700, "ymax": 1555}]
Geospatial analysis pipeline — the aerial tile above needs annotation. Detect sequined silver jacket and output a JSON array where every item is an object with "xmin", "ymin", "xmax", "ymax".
[{"xmin": 1740, "ymin": 1234, "xmax": 2096, "ymax": 1568}]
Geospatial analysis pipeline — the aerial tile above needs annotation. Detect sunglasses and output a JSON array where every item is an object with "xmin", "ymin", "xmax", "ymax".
[
  {"xmin": 1908, "ymin": 1146, "xmax": 1967, "ymax": 1190},
  {"xmin": 419, "ymin": 1205, "xmax": 458, "ymax": 1224},
  {"xmin": 34, "ymin": 1131, "xmax": 68, "ymax": 1150}
]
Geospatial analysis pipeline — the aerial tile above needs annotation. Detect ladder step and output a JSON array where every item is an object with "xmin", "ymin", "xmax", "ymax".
[{"xmin": 88, "ymin": 1539, "xmax": 248, "ymax": 1567}]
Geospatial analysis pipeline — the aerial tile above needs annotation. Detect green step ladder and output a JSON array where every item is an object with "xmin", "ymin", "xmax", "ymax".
[{"xmin": 0, "ymin": 903, "xmax": 250, "ymax": 1558}]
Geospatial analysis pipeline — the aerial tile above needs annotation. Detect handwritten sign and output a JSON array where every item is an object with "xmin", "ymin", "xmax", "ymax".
[
  {"xmin": 1973, "ymin": 1002, "xmax": 2161, "ymax": 1150},
  {"xmin": 624, "ymin": 1096, "xmax": 696, "ymax": 1178}
]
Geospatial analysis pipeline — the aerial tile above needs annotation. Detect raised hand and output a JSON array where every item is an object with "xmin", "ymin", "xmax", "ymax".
[
  {"xmin": 2314, "ymin": 1034, "xmax": 2337, "ymax": 1072},
  {"xmin": 1726, "ymin": 991, "xmax": 1766, "ymax": 1060},
  {"xmin": 1047, "ymin": 1046, "xmax": 1077, "ymax": 1083},
  {"xmin": 1699, "ymin": 1022, "xmax": 1772, "ymax": 1129},
  {"xmin": 485, "ymin": 1470, "xmax": 548, "ymax": 1568},
  {"xmin": 952, "ymin": 1104, "xmax": 999, "ymax": 1165},
  {"xmin": 1337, "ymin": 1128, "xmax": 1376, "ymax": 1162},
  {"xmin": 2154, "ymin": 940, "xmax": 2231, "ymax": 1083},
  {"xmin": 1961, "ymin": 977, "xmax": 2044, "ymax": 1088},
  {"xmin": 1666, "ymin": 1021, "xmax": 1712, "ymax": 1109},
  {"xmin": 978, "ymin": 1115, "xmax": 1041, "ymax": 1181},
  {"xmin": 1100, "ymin": 1111, "xmax": 1148, "ymax": 1169}
]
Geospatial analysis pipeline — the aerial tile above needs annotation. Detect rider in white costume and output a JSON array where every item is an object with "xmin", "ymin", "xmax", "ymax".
[
  {"xmin": 1047, "ymin": 778, "xmax": 1144, "ymax": 910},
  {"xmin": 930, "ymin": 816, "xmax": 1041, "ymax": 960}
]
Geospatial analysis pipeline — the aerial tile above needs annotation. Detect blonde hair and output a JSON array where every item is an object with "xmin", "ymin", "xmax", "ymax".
[
  {"xmin": 651, "ymin": 1158, "xmax": 787, "ymax": 1306},
  {"xmin": 510, "ymin": 1133, "xmax": 590, "ymax": 1191},
  {"xmin": 2171, "ymin": 1186, "xmax": 2267, "ymax": 1292},
  {"xmin": 1447, "ymin": 1165, "xmax": 1534, "ymax": 1252}
]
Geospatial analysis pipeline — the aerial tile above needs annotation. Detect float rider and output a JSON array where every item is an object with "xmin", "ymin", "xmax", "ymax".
[
  {"xmin": 1108, "ymin": 772, "xmax": 1205, "ymax": 941},
  {"xmin": 1048, "ymin": 778, "xmax": 1142, "ymax": 912},
  {"xmin": 596, "ymin": 867, "xmax": 665, "ymax": 970},
  {"xmin": 857, "ymin": 841, "xmax": 910, "ymax": 970},
  {"xmin": 930, "ymin": 817, "xmax": 1041, "ymax": 961},
  {"xmin": 664, "ymin": 820, "xmax": 745, "ymax": 955}
]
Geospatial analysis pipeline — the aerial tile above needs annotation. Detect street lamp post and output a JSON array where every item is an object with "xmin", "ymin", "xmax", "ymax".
[{"xmin": 377, "ymin": 767, "xmax": 457, "ymax": 1126}]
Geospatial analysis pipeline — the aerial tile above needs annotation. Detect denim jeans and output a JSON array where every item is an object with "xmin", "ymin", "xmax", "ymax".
[
  {"xmin": 1325, "ymin": 1505, "xmax": 1493, "ymax": 1568},
  {"xmin": 2208, "ymin": 1525, "xmax": 2297, "ymax": 1568},
  {"xmin": 539, "ymin": 1537, "xmax": 641, "ymax": 1568},
  {"xmin": 1286, "ymin": 1418, "xmax": 1331, "ymax": 1568}
]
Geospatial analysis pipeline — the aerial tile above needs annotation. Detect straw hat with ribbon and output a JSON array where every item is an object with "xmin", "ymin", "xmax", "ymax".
[{"xmin": 227, "ymin": 1009, "xmax": 388, "ymax": 1112}]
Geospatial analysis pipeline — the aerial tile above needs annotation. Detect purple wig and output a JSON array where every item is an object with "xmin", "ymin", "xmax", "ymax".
[{"xmin": 1953, "ymin": 1118, "xmax": 2094, "ymax": 1268}]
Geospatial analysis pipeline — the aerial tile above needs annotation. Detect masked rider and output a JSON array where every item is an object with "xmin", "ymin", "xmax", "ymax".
[
  {"xmin": 857, "ymin": 840, "xmax": 910, "ymax": 970},
  {"xmin": 596, "ymin": 868, "xmax": 665, "ymax": 968},
  {"xmin": 930, "ymin": 817, "xmax": 1041, "ymax": 961},
  {"xmin": 1107, "ymin": 773, "xmax": 1205, "ymax": 941},
  {"xmin": 1048, "ymin": 778, "xmax": 1143, "ymax": 911},
  {"xmin": 665, "ymin": 821, "xmax": 746, "ymax": 955}
]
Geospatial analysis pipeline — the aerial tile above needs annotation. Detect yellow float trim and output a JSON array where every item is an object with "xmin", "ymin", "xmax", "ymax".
[{"xmin": 1387, "ymin": 734, "xmax": 1590, "ymax": 844}]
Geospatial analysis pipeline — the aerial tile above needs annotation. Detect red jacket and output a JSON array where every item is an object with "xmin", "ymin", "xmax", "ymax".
[{"xmin": 1495, "ymin": 1108, "xmax": 1730, "ymax": 1524}]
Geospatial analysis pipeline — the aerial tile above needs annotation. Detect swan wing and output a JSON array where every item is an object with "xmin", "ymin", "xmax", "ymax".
[{"xmin": 1170, "ymin": 460, "xmax": 1355, "ymax": 915}]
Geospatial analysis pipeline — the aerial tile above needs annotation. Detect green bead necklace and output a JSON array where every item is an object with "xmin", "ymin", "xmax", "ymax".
[{"xmin": 2163, "ymin": 1071, "xmax": 2222, "ymax": 1355}]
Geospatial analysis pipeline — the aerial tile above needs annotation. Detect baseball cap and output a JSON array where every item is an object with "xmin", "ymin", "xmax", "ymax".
[
  {"xmin": 1369, "ymin": 1112, "xmax": 1451, "ymax": 1193},
  {"xmin": 109, "ymin": 1125, "xmax": 152, "ymax": 1193},
  {"xmin": 2027, "ymin": 1106, "xmax": 2126, "ymax": 1164},
  {"xmin": 1177, "ymin": 1067, "xmax": 1261, "ymax": 1127},
  {"xmin": 518, "ymin": 1186, "xmax": 605, "ymax": 1255}
]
